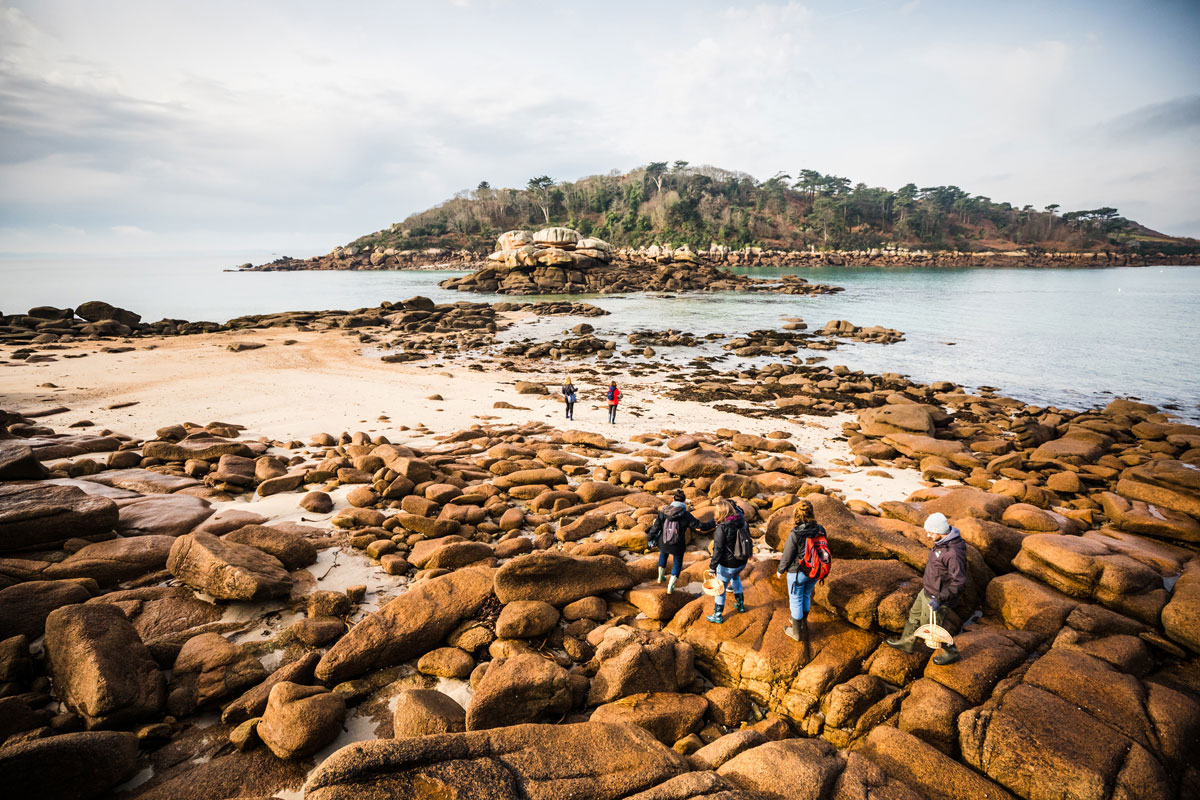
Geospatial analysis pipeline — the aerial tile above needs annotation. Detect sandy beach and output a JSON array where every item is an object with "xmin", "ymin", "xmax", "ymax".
[{"xmin": 0, "ymin": 327, "xmax": 923, "ymax": 507}]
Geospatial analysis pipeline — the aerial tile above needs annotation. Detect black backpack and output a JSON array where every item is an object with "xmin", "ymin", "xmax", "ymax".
[{"xmin": 730, "ymin": 519, "xmax": 752, "ymax": 563}]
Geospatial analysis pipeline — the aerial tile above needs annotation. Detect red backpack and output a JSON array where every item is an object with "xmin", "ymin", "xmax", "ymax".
[{"xmin": 801, "ymin": 529, "xmax": 832, "ymax": 582}]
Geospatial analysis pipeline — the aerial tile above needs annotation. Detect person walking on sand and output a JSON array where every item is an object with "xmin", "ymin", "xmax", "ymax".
[
  {"xmin": 776, "ymin": 499, "xmax": 830, "ymax": 660},
  {"xmin": 886, "ymin": 512, "xmax": 966, "ymax": 665},
  {"xmin": 648, "ymin": 490, "xmax": 714, "ymax": 594},
  {"xmin": 706, "ymin": 498, "xmax": 754, "ymax": 624},
  {"xmin": 606, "ymin": 381, "xmax": 620, "ymax": 424},
  {"xmin": 561, "ymin": 378, "xmax": 576, "ymax": 420}
]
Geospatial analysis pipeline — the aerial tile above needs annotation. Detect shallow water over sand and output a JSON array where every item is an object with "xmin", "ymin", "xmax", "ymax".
[{"xmin": 2, "ymin": 255, "xmax": 1198, "ymax": 420}]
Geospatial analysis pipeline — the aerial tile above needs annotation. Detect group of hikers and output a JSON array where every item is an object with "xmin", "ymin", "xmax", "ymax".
[
  {"xmin": 646, "ymin": 494, "xmax": 967, "ymax": 666},
  {"xmin": 561, "ymin": 378, "xmax": 621, "ymax": 424}
]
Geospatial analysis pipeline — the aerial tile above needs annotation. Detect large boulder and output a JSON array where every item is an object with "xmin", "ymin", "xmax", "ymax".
[
  {"xmin": 495, "ymin": 600, "xmax": 560, "ymax": 639},
  {"xmin": 85, "ymin": 585, "xmax": 222, "ymax": 656},
  {"xmin": 856, "ymin": 726, "xmax": 1016, "ymax": 800},
  {"xmin": 0, "ymin": 483, "xmax": 118, "ymax": 552},
  {"xmin": 142, "ymin": 436, "xmax": 253, "ymax": 462},
  {"xmin": 813, "ymin": 559, "xmax": 922, "ymax": 633},
  {"xmin": 222, "ymin": 524, "xmax": 318, "ymax": 570},
  {"xmin": 591, "ymin": 691, "xmax": 709, "ymax": 745},
  {"xmin": 532, "ymin": 227, "xmax": 582, "ymax": 247},
  {"xmin": 1097, "ymin": 491, "xmax": 1200, "ymax": 543},
  {"xmin": 494, "ymin": 551, "xmax": 633, "ymax": 606},
  {"xmin": 258, "ymin": 681, "xmax": 346, "ymax": 760},
  {"xmin": 588, "ymin": 626, "xmax": 696, "ymax": 704},
  {"xmin": 166, "ymin": 632, "xmax": 267, "ymax": 716},
  {"xmin": 393, "ymin": 688, "xmax": 466, "ymax": 738},
  {"xmin": 0, "ymin": 731, "xmax": 139, "ymax": 800},
  {"xmin": 221, "ymin": 651, "xmax": 320, "ymax": 726},
  {"xmin": 717, "ymin": 738, "xmax": 844, "ymax": 799},
  {"xmin": 959, "ymin": 682, "xmax": 1171, "ymax": 800},
  {"xmin": 315, "ymin": 566, "xmax": 494, "ymax": 684},
  {"xmin": 47, "ymin": 535, "xmax": 175, "ymax": 585},
  {"xmin": 465, "ymin": 653, "xmax": 574, "ymax": 730},
  {"xmin": 304, "ymin": 722, "xmax": 687, "ymax": 800},
  {"xmin": 44, "ymin": 603, "xmax": 164, "ymax": 729},
  {"xmin": 858, "ymin": 405, "xmax": 937, "ymax": 437},
  {"xmin": 75, "ymin": 300, "xmax": 141, "ymax": 326},
  {"xmin": 662, "ymin": 449, "xmax": 739, "ymax": 478},
  {"xmin": 1162, "ymin": 560, "xmax": 1200, "ymax": 653},
  {"xmin": 0, "ymin": 441, "xmax": 48, "ymax": 481},
  {"xmin": 82, "ymin": 468, "xmax": 200, "ymax": 494},
  {"xmin": 166, "ymin": 532, "xmax": 293, "ymax": 601},
  {"xmin": 0, "ymin": 579, "xmax": 93, "ymax": 640}
]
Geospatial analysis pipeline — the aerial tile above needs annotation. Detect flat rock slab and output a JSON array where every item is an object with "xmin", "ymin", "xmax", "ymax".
[
  {"xmin": 143, "ymin": 437, "xmax": 253, "ymax": 462},
  {"xmin": 115, "ymin": 494, "xmax": 214, "ymax": 537},
  {"xmin": 495, "ymin": 551, "xmax": 633, "ymax": 606},
  {"xmin": 83, "ymin": 468, "xmax": 201, "ymax": 494},
  {"xmin": 0, "ymin": 482, "xmax": 119, "ymax": 552},
  {"xmin": 167, "ymin": 532, "xmax": 292, "ymax": 601},
  {"xmin": 305, "ymin": 722, "xmax": 686, "ymax": 800},
  {"xmin": 47, "ymin": 534, "xmax": 176, "ymax": 585},
  {"xmin": 0, "ymin": 441, "xmax": 48, "ymax": 480}
]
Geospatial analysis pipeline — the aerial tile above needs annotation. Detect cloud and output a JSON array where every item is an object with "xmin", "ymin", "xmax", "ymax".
[{"xmin": 1105, "ymin": 95, "xmax": 1200, "ymax": 141}]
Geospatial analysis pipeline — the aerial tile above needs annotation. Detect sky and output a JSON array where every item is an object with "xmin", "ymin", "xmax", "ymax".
[{"xmin": 1, "ymin": 0, "xmax": 1198, "ymax": 257}]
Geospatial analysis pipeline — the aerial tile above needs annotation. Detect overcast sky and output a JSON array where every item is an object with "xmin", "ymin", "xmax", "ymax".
[{"xmin": 1, "ymin": 0, "xmax": 1198, "ymax": 256}]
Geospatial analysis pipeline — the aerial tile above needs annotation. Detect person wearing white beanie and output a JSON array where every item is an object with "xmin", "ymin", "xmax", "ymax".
[{"xmin": 886, "ymin": 511, "xmax": 967, "ymax": 664}]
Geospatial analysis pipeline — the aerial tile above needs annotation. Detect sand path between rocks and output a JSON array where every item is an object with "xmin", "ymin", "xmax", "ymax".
[{"xmin": 0, "ymin": 328, "xmax": 924, "ymax": 506}]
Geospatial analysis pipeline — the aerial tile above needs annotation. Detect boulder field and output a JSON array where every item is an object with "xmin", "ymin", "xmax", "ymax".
[{"xmin": 0, "ymin": 372, "xmax": 1197, "ymax": 800}]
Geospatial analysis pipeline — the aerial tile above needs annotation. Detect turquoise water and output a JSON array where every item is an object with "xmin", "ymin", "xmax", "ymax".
[{"xmin": 2, "ymin": 255, "xmax": 1197, "ymax": 421}]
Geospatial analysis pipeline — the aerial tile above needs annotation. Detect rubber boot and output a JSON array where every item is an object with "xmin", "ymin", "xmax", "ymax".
[
  {"xmin": 734, "ymin": 593, "xmax": 746, "ymax": 613},
  {"xmin": 706, "ymin": 606, "xmax": 724, "ymax": 624},
  {"xmin": 798, "ymin": 618, "xmax": 810, "ymax": 661},
  {"xmin": 656, "ymin": 567, "xmax": 664, "ymax": 584},
  {"xmin": 886, "ymin": 621, "xmax": 917, "ymax": 654},
  {"xmin": 785, "ymin": 616, "xmax": 803, "ymax": 641},
  {"xmin": 666, "ymin": 574, "xmax": 677, "ymax": 594},
  {"xmin": 932, "ymin": 644, "xmax": 961, "ymax": 666}
]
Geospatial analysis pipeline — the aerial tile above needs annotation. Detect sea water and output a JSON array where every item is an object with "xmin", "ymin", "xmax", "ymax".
[{"xmin": 2, "ymin": 255, "xmax": 1197, "ymax": 421}]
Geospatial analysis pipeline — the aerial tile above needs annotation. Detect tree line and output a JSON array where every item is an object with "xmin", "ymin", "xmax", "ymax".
[{"xmin": 349, "ymin": 163, "xmax": 1182, "ymax": 254}]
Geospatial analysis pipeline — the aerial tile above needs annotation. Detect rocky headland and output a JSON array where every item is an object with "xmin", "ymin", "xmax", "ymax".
[{"xmin": 0, "ymin": 286, "xmax": 1197, "ymax": 800}]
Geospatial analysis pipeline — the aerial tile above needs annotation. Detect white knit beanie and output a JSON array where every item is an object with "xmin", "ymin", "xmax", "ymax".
[{"xmin": 924, "ymin": 512, "xmax": 951, "ymax": 535}]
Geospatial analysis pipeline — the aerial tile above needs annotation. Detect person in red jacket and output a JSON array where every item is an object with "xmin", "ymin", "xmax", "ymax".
[
  {"xmin": 606, "ymin": 381, "xmax": 620, "ymax": 424},
  {"xmin": 886, "ymin": 512, "xmax": 967, "ymax": 665}
]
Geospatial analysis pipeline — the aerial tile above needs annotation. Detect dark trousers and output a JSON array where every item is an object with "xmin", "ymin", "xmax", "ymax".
[
  {"xmin": 608, "ymin": 404, "xmax": 617, "ymax": 423},
  {"xmin": 896, "ymin": 589, "xmax": 956, "ymax": 648},
  {"xmin": 565, "ymin": 400, "xmax": 574, "ymax": 419},
  {"xmin": 657, "ymin": 542, "xmax": 685, "ymax": 576}
]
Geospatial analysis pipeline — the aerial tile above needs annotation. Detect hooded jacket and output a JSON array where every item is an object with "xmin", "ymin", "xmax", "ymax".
[
  {"xmin": 924, "ymin": 528, "xmax": 967, "ymax": 605},
  {"xmin": 710, "ymin": 512, "xmax": 750, "ymax": 570},
  {"xmin": 562, "ymin": 384, "xmax": 576, "ymax": 401},
  {"xmin": 776, "ymin": 522, "xmax": 826, "ymax": 575},
  {"xmin": 648, "ymin": 502, "xmax": 714, "ymax": 550}
]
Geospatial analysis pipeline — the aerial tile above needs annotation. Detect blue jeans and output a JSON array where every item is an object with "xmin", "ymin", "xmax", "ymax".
[
  {"xmin": 658, "ymin": 542, "xmax": 685, "ymax": 576},
  {"xmin": 787, "ymin": 571, "xmax": 816, "ymax": 619},
  {"xmin": 713, "ymin": 563, "xmax": 745, "ymax": 610}
]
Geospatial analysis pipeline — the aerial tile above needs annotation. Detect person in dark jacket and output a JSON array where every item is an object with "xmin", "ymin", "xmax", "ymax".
[
  {"xmin": 706, "ymin": 499, "xmax": 751, "ymax": 624},
  {"xmin": 648, "ymin": 490, "xmax": 714, "ymax": 593},
  {"xmin": 775, "ymin": 499, "xmax": 824, "ymax": 659},
  {"xmin": 886, "ymin": 512, "xmax": 967, "ymax": 665},
  {"xmin": 561, "ymin": 378, "xmax": 576, "ymax": 420}
]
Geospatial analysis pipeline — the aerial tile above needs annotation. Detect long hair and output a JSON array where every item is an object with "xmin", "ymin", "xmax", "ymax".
[
  {"xmin": 714, "ymin": 498, "xmax": 738, "ymax": 520},
  {"xmin": 792, "ymin": 498, "xmax": 814, "ymax": 526}
]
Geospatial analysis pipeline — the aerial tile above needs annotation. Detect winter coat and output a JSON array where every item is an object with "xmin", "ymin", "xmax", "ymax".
[
  {"xmin": 562, "ymin": 384, "xmax": 576, "ymax": 402},
  {"xmin": 776, "ymin": 522, "xmax": 826, "ymax": 574},
  {"xmin": 648, "ymin": 502, "xmax": 714, "ymax": 550},
  {"xmin": 710, "ymin": 512, "xmax": 750, "ymax": 570},
  {"xmin": 923, "ymin": 528, "xmax": 967, "ymax": 605},
  {"xmin": 607, "ymin": 386, "xmax": 621, "ymax": 406}
]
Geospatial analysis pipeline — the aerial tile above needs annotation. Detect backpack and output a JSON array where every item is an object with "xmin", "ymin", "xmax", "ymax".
[
  {"xmin": 608, "ymin": 386, "xmax": 620, "ymax": 404},
  {"xmin": 801, "ymin": 529, "xmax": 832, "ymax": 582},
  {"xmin": 661, "ymin": 515, "xmax": 682, "ymax": 546},
  {"xmin": 730, "ymin": 519, "xmax": 753, "ymax": 563}
]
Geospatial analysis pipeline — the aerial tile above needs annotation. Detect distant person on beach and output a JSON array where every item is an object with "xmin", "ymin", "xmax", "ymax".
[
  {"xmin": 886, "ymin": 512, "xmax": 966, "ymax": 665},
  {"xmin": 706, "ymin": 498, "xmax": 753, "ymax": 624},
  {"xmin": 561, "ymin": 378, "xmax": 576, "ymax": 420},
  {"xmin": 776, "ymin": 499, "xmax": 830, "ymax": 660},
  {"xmin": 648, "ymin": 490, "xmax": 714, "ymax": 594},
  {"xmin": 606, "ymin": 381, "xmax": 621, "ymax": 423}
]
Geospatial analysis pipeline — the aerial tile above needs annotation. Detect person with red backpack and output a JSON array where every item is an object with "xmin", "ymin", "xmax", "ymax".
[
  {"xmin": 606, "ymin": 381, "xmax": 620, "ymax": 424},
  {"xmin": 775, "ymin": 498, "xmax": 830, "ymax": 660},
  {"xmin": 706, "ymin": 498, "xmax": 755, "ymax": 624}
]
